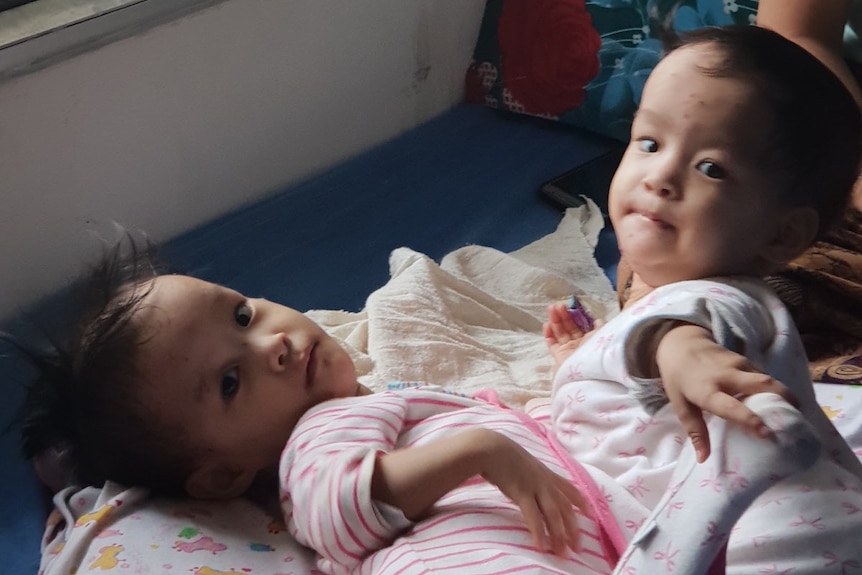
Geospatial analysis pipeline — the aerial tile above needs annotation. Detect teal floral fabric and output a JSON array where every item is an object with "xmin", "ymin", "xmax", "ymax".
[{"xmin": 466, "ymin": 0, "xmax": 760, "ymax": 142}]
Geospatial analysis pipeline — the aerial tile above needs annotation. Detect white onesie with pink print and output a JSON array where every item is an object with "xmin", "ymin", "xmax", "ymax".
[{"xmin": 552, "ymin": 277, "xmax": 862, "ymax": 574}]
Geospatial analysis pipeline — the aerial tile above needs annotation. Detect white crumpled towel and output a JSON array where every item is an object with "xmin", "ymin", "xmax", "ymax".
[{"xmin": 306, "ymin": 201, "xmax": 617, "ymax": 408}]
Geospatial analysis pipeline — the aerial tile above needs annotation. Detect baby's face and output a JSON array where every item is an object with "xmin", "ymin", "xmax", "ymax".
[
  {"xmin": 133, "ymin": 275, "xmax": 359, "ymax": 484},
  {"xmin": 608, "ymin": 43, "xmax": 786, "ymax": 287}
]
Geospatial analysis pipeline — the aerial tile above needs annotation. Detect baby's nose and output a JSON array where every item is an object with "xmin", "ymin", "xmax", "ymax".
[
  {"xmin": 260, "ymin": 333, "xmax": 289, "ymax": 371},
  {"xmin": 643, "ymin": 157, "xmax": 681, "ymax": 200}
]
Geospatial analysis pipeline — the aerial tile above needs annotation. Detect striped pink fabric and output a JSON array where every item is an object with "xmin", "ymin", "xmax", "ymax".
[{"xmin": 280, "ymin": 387, "xmax": 618, "ymax": 575}]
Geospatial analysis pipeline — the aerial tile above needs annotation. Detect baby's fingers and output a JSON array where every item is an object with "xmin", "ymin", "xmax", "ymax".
[
  {"xmin": 535, "ymin": 490, "xmax": 581, "ymax": 555},
  {"xmin": 702, "ymin": 391, "xmax": 772, "ymax": 441},
  {"xmin": 553, "ymin": 475, "xmax": 586, "ymax": 552},
  {"xmin": 519, "ymin": 498, "xmax": 547, "ymax": 552},
  {"xmin": 666, "ymin": 387, "xmax": 711, "ymax": 462},
  {"xmin": 702, "ymin": 371, "xmax": 791, "ymax": 438},
  {"xmin": 734, "ymin": 371, "xmax": 795, "ymax": 405},
  {"xmin": 546, "ymin": 304, "xmax": 585, "ymax": 341},
  {"xmin": 554, "ymin": 472, "xmax": 589, "ymax": 515},
  {"xmin": 537, "ymin": 493, "xmax": 570, "ymax": 555},
  {"xmin": 683, "ymin": 406, "xmax": 712, "ymax": 463},
  {"xmin": 519, "ymin": 477, "xmax": 584, "ymax": 555},
  {"xmin": 551, "ymin": 474, "xmax": 587, "ymax": 552}
]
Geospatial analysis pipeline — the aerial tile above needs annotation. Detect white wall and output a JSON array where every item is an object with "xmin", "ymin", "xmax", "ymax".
[{"xmin": 0, "ymin": 0, "xmax": 486, "ymax": 320}]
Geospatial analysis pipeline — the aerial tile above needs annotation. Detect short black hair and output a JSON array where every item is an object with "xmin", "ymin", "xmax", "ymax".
[
  {"xmin": 14, "ymin": 235, "xmax": 194, "ymax": 495},
  {"xmin": 667, "ymin": 25, "xmax": 862, "ymax": 237}
]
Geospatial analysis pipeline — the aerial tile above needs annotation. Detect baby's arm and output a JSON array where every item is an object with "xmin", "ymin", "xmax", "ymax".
[
  {"xmin": 372, "ymin": 428, "xmax": 586, "ymax": 556},
  {"xmin": 623, "ymin": 283, "xmax": 798, "ymax": 462},
  {"xmin": 652, "ymin": 322, "xmax": 791, "ymax": 462}
]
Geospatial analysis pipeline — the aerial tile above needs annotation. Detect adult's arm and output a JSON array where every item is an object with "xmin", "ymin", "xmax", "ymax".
[{"xmin": 757, "ymin": 0, "xmax": 862, "ymax": 106}]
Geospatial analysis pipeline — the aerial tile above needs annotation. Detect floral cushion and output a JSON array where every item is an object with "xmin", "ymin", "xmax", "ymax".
[
  {"xmin": 39, "ymin": 482, "xmax": 316, "ymax": 575},
  {"xmin": 465, "ymin": 0, "xmax": 759, "ymax": 142}
]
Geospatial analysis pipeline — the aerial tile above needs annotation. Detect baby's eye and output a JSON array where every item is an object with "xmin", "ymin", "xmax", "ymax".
[
  {"xmin": 637, "ymin": 138, "xmax": 658, "ymax": 153},
  {"xmin": 221, "ymin": 368, "xmax": 240, "ymax": 399},
  {"xmin": 697, "ymin": 160, "xmax": 725, "ymax": 179},
  {"xmin": 234, "ymin": 301, "xmax": 253, "ymax": 327}
]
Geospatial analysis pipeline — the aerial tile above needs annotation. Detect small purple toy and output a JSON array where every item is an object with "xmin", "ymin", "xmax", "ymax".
[{"xmin": 567, "ymin": 295, "xmax": 594, "ymax": 332}]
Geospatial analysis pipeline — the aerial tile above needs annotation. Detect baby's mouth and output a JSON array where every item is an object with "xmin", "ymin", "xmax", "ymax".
[{"xmin": 634, "ymin": 209, "xmax": 673, "ymax": 230}]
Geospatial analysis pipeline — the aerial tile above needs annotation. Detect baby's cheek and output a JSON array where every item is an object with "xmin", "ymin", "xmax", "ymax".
[{"xmin": 332, "ymin": 349, "xmax": 359, "ymax": 393}]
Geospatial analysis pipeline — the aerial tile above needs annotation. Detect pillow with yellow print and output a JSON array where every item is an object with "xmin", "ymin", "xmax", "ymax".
[
  {"xmin": 39, "ymin": 482, "xmax": 315, "ymax": 575},
  {"xmin": 465, "ymin": 0, "xmax": 760, "ymax": 142},
  {"xmin": 814, "ymin": 382, "xmax": 862, "ymax": 462}
]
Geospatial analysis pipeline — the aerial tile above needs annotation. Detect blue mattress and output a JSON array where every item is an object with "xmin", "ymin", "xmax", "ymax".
[{"xmin": 0, "ymin": 104, "xmax": 619, "ymax": 574}]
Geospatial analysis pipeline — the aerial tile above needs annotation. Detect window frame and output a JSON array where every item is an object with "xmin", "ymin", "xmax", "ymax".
[
  {"xmin": 0, "ymin": 0, "xmax": 227, "ymax": 83},
  {"xmin": 0, "ymin": 1, "xmax": 34, "ymax": 13}
]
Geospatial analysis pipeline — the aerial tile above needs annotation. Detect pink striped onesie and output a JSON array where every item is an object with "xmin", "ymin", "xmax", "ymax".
[{"xmin": 279, "ymin": 386, "xmax": 625, "ymax": 575}]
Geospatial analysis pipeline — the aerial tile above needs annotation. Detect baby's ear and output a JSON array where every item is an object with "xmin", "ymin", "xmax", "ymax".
[
  {"xmin": 762, "ymin": 206, "xmax": 819, "ymax": 267},
  {"xmin": 185, "ymin": 464, "xmax": 255, "ymax": 500}
]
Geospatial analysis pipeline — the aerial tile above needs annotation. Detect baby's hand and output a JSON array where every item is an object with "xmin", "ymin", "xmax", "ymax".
[
  {"xmin": 656, "ymin": 323, "xmax": 794, "ymax": 463},
  {"xmin": 543, "ymin": 302, "xmax": 601, "ymax": 373},
  {"xmin": 481, "ymin": 431, "xmax": 587, "ymax": 556}
]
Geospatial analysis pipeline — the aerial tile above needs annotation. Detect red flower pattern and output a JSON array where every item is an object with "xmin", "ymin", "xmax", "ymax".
[{"xmin": 497, "ymin": 0, "xmax": 600, "ymax": 116}]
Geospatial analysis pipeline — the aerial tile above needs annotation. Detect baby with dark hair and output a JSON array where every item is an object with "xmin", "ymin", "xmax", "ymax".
[
  {"xmin": 545, "ymin": 24, "xmax": 862, "ymax": 574},
  {"xmin": 16, "ymin": 24, "xmax": 862, "ymax": 575},
  {"xmin": 17, "ymin": 240, "xmax": 170, "ymax": 492}
]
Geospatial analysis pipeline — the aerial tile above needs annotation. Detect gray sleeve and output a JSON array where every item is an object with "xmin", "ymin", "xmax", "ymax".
[{"xmin": 621, "ymin": 282, "xmax": 774, "ymax": 414}]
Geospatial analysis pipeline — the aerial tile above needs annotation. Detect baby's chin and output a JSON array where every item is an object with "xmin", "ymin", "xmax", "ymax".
[{"xmin": 627, "ymin": 263, "xmax": 701, "ymax": 290}]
